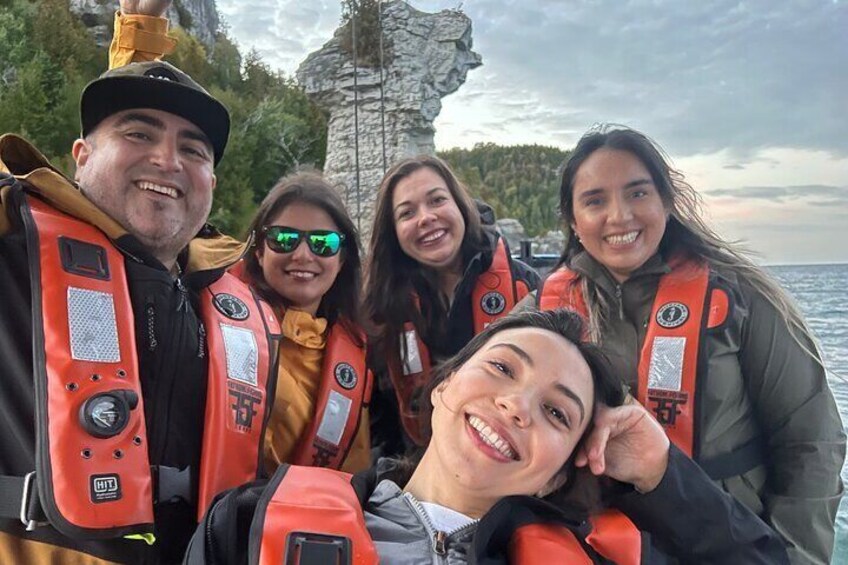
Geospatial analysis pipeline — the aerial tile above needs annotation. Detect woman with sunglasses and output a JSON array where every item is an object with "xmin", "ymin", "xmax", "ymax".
[
  {"xmin": 243, "ymin": 172, "xmax": 371, "ymax": 474},
  {"xmin": 535, "ymin": 126, "xmax": 844, "ymax": 564},
  {"xmin": 186, "ymin": 310, "xmax": 787, "ymax": 564},
  {"xmin": 364, "ymin": 156, "xmax": 541, "ymax": 454}
]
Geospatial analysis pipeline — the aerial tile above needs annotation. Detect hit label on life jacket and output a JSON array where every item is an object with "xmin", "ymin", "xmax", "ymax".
[
  {"xmin": 89, "ymin": 473, "xmax": 122, "ymax": 503},
  {"xmin": 68, "ymin": 287, "xmax": 121, "ymax": 362},
  {"xmin": 220, "ymin": 323, "xmax": 259, "ymax": 386},
  {"xmin": 401, "ymin": 330, "xmax": 423, "ymax": 375},
  {"xmin": 316, "ymin": 390, "xmax": 352, "ymax": 447},
  {"xmin": 646, "ymin": 336, "xmax": 685, "ymax": 391}
]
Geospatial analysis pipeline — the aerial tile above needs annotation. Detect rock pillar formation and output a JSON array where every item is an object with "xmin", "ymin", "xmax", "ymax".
[{"xmin": 296, "ymin": 1, "xmax": 481, "ymax": 240}]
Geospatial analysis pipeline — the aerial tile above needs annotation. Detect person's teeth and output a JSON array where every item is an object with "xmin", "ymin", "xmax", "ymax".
[
  {"xmin": 422, "ymin": 230, "xmax": 445, "ymax": 243},
  {"xmin": 605, "ymin": 231, "xmax": 639, "ymax": 245},
  {"xmin": 468, "ymin": 415, "xmax": 516, "ymax": 459},
  {"xmin": 138, "ymin": 181, "xmax": 178, "ymax": 198},
  {"xmin": 288, "ymin": 271, "xmax": 316, "ymax": 279}
]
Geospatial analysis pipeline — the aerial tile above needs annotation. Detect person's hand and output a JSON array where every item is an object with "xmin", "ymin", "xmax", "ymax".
[
  {"xmin": 119, "ymin": 0, "xmax": 172, "ymax": 17},
  {"xmin": 575, "ymin": 397, "xmax": 670, "ymax": 493}
]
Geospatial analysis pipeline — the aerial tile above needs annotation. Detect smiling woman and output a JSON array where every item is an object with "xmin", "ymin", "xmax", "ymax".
[
  {"xmin": 364, "ymin": 155, "xmax": 541, "ymax": 453},
  {"xmin": 537, "ymin": 125, "xmax": 845, "ymax": 564},
  {"xmin": 184, "ymin": 309, "xmax": 789, "ymax": 565},
  {"xmin": 239, "ymin": 172, "xmax": 373, "ymax": 475}
]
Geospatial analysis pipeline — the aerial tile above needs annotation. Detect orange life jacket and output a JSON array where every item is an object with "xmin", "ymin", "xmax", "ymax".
[
  {"xmin": 389, "ymin": 238, "xmax": 529, "ymax": 445},
  {"xmin": 17, "ymin": 194, "xmax": 280, "ymax": 540},
  {"xmin": 538, "ymin": 256, "xmax": 730, "ymax": 457},
  {"xmin": 252, "ymin": 465, "xmax": 640, "ymax": 564},
  {"xmin": 227, "ymin": 260, "xmax": 372, "ymax": 471},
  {"xmin": 289, "ymin": 322, "xmax": 372, "ymax": 469},
  {"xmin": 510, "ymin": 510, "xmax": 641, "ymax": 565}
]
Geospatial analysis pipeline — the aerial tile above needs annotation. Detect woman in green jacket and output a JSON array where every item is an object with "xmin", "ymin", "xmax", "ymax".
[{"xmin": 536, "ymin": 125, "xmax": 845, "ymax": 564}]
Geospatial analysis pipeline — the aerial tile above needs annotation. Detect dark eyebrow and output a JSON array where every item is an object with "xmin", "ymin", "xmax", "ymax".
[
  {"xmin": 393, "ymin": 187, "xmax": 447, "ymax": 213},
  {"xmin": 115, "ymin": 112, "xmax": 212, "ymax": 154},
  {"xmin": 624, "ymin": 178, "xmax": 653, "ymax": 189},
  {"xmin": 179, "ymin": 129, "xmax": 213, "ymax": 153},
  {"xmin": 578, "ymin": 178, "xmax": 653, "ymax": 199},
  {"xmin": 554, "ymin": 383, "xmax": 586, "ymax": 424},
  {"xmin": 488, "ymin": 343, "xmax": 535, "ymax": 368}
]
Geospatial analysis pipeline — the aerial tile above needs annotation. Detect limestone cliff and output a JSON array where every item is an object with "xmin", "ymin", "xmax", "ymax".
[{"xmin": 296, "ymin": 1, "xmax": 481, "ymax": 238}]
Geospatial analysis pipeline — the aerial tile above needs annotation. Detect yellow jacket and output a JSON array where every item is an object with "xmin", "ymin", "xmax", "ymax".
[{"xmin": 265, "ymin": 310, "xmax": 371, "ymax": 475}]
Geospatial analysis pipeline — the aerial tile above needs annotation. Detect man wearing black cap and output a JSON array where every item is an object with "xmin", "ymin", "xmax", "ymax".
[{"xmin": 0, "ymin": 2, "xmax": 279, "ymax": 563}]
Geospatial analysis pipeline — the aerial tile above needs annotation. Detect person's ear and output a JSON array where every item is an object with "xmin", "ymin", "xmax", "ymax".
[
  {"xmin": 71, "ymin": 138, "xmax": 91, "ymax": 180},
  {"xmin": 430, "ymin": 373, "xmax": 453, "ymax": 405}
]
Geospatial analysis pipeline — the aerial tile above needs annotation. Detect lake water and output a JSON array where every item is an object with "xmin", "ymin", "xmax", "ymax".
[{"xmin": 769, "ymin": 263, "xmax": 848, "ymax": 563}]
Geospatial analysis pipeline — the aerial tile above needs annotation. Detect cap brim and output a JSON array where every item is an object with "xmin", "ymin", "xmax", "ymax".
[{"xmin": 81, "ymin": 76, "xmax": 230, "ymax": 165}]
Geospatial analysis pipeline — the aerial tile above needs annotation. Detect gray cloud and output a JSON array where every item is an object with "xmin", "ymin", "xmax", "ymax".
[
  {"xmin": 706, "ymin": 184, "xmax": 848, "ymax": 204},
  {"xmin": 216, "ymin": 0, "xmax": 847, "ymax": 161},
  {"xmin": 451, "ymin": 0, "xmax": 847, "ymax": 157}
]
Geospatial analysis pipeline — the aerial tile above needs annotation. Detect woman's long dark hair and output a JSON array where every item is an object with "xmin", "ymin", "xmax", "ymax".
[
  {"xmin": 397, "ymin": 309, "xmax": 626, "ymax": 510},
  {"xmin": 364, "ymin": 155, "xmax": 488, "ymax": 374},
  {"xmin": 557, "ymin": 125, "xmax": 819, "ymax": 358},
  {"xmin": 244, "ymin": 172, "xmax": 363, "ymax": 340}
]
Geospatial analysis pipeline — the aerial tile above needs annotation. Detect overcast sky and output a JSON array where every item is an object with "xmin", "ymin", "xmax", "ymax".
[{"xmin": 217, "ymin": 0, "xmax": 847, "ymax": 265}]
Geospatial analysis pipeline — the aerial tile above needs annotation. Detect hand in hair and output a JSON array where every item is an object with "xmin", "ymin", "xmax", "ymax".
[
  {"xmin": 575, "ymin": 396, "xmax": 670, "ymax": 493},
  {"xmin": 119, "ymin": 0, "xmax": 171, "ymax": 16}
]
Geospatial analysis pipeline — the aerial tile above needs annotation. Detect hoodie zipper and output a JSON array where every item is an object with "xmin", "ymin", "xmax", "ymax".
[
  {"xmin": 403, "ymin": 492, "xmax": 478, "ymax": 560},
  {"xmin": 615, "ymin": 283, "xmax": 624, "ymax": 320}
]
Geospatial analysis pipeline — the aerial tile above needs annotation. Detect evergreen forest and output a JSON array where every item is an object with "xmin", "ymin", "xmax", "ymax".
[
  {"xmin": 439, "ymin": 144, "xmax": 569, "ymax": 237},
  {"xmin": 0, "ymin": 0, "xmax": 327, "ymax": 237}
]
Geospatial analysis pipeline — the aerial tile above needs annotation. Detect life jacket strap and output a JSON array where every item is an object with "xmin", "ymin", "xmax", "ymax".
[
  {"xmin": 0, "ymin": 466, "xmax": 197, "ymax": 531},
  {"xmin": 0, "ymin": 472, "xmax": 48, "ymax": 531},
  {"xmin": 698, "ymin": 438, "xmax": 766, "ymax": 481},
  {"xmin": 153, "ymin": 465, "xmax": 194, "ymax": 505}
]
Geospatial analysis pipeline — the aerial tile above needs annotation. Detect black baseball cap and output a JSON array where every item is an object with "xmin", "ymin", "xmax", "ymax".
[{"xmin": 80, "ymin": 61, "xmax": 230, "ymax": 165}]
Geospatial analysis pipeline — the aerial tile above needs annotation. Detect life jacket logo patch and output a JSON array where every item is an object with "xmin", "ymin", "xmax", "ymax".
[
  {"xmin": 90, "ymin": 473, "xmax": 122, "ymax": 503},
  {"xmin": 481, "ymin": 291, "xmax": 506, "ymax": 315},
  {"xmin": 228, "ymin": 381, "xmax": 262, "ymax": 431},
  {"xmin": 334, "ymin": 362, "xmax": 358, "ymax": 390},
  {"xmin": 213, "ymin": 293, "xmax": 250, "ymax": 320},
  {"xmin": 656, "ymin": 302, "xmax": 689, "ymax": 328}
]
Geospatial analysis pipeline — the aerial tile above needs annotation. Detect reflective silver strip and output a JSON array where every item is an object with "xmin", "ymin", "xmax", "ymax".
[
  {"xmin": 315, "ymin": 390, "xmax": 352, "ymax": 447},
  {"xmin": 68, "ymin": 287, "xmax": 121, "ymax": 363},
  {"xmin": 647, "ymin": 336, "xmax": 685, "ymax": 391},
  {"xmin": 220, "ymin": 324, "xmax": 258, "ymax": 386},
  {"xmin": 401, "ymin": 329, "xmax": 423, "ymax": 375}
]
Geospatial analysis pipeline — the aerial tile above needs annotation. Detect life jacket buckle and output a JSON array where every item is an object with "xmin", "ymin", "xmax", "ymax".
[
  {"xmin": 285, "ymin": 531, "xmax": 352, "ymax": 565},
  {"xmin": 19, "ymin": 472, "xmax": 47, "ymax": 531}
]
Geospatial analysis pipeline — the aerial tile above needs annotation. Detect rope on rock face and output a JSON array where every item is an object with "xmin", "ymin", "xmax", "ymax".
[
  {"xmin": 351, "ymin": 0, "xmax": 362, "ymax": 232},
  {"xmin": 378, "ymin": 0, "xmax": 387, "ymax": 173}
]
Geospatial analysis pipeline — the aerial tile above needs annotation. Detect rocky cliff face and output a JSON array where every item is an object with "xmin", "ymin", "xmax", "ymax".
[
  {"xmin": 297, "ymin": 1, "xmax": 481, "ymax": 239},
  {"xmin": 70, "ymin": 0, "xmax": 219, "ymax": 50}
]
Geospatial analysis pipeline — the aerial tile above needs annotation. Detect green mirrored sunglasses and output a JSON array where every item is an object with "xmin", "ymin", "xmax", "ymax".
[{"xmin": 262, "ymin": 226, "xmax": 345, "ymax": 257}]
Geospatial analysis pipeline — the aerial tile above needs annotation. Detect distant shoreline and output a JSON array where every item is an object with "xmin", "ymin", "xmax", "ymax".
[{"xmin": 766, "ymin": 262, "xmax": 848, "ymax": 268}]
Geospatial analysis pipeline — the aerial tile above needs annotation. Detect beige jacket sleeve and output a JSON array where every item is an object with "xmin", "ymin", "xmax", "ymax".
[{"xmin": 109, "ymin": 11, "xmax": 176, "ymax": 69}]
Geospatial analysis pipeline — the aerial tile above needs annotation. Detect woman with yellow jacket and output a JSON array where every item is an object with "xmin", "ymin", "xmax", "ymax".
[{"xmin": 242, "ymin": 173, "xmax": 371, "ymax": 474}]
